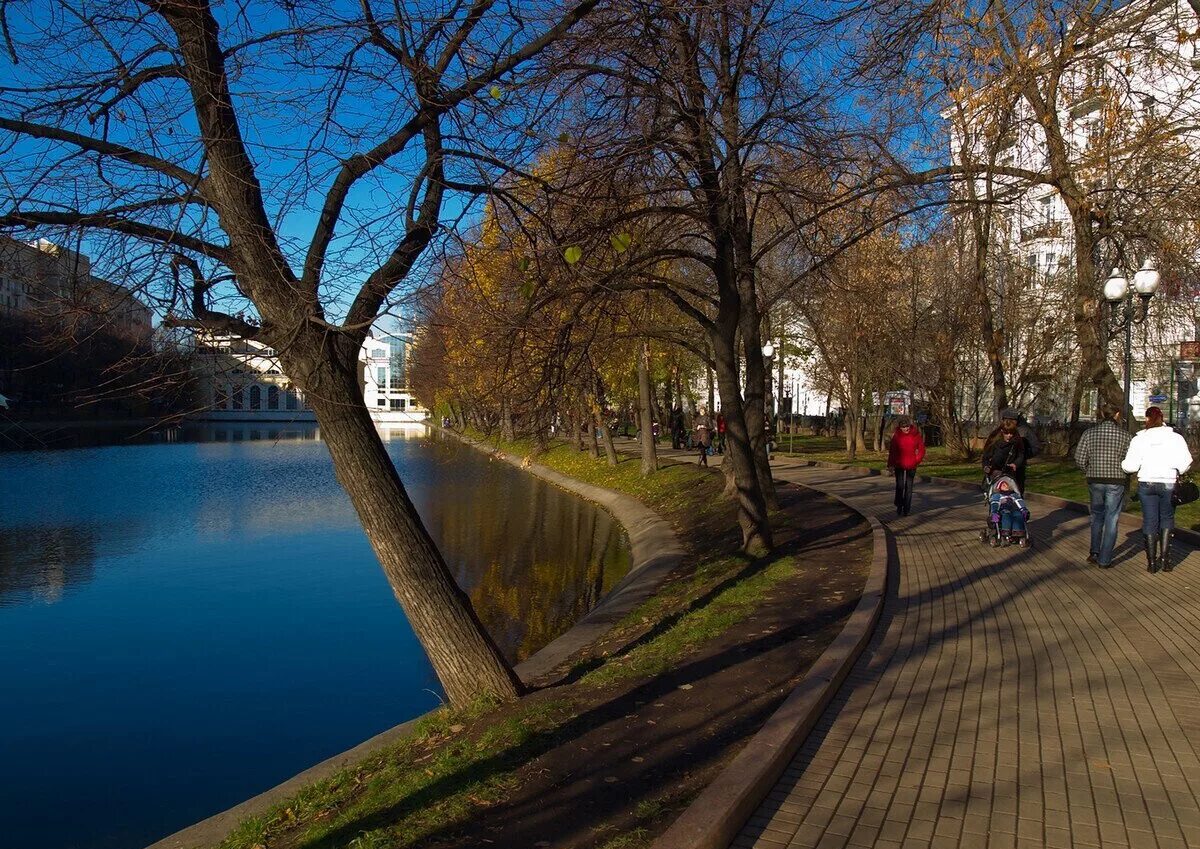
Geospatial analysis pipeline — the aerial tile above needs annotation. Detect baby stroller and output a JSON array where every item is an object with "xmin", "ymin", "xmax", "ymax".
[{"xmin": 979, "ymin": 471, "xmax": 1031, "ymax": 548}]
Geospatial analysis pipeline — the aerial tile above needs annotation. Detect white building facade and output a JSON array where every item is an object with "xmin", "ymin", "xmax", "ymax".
[
  {"xmin": 360, "ymin": 328, "xmax": 428, "ymax": 424},
  {"xmin": 192, "ymin": 327, "xmax": 427, "ymax": 424},
  {"xmin": 949, "ymin": 0, "xmax": 1200, "ymax": 425}
]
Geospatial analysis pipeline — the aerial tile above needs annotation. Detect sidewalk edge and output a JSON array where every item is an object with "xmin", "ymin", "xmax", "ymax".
[{"xmin": 650, "ymin": 486, "xmax": 889, "ymax": 849}]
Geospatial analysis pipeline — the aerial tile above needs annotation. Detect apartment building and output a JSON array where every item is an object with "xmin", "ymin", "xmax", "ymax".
[
  {"xmin": 949, "ymin": 0, "xmax": 1200, "ymax": 423},
  {"xmin": 0, "ymin": 236, "xmax": 152, "ymax": 342}
]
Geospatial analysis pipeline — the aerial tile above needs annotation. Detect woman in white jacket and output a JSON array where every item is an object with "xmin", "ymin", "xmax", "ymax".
[{"xmin": 1122, "ymin": 407, "xmax": 1193, "ymax": 572}]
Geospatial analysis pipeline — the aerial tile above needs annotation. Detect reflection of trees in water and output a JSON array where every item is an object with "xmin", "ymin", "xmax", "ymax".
[
  {"xmin": 0, "ymin": 526, "xmax": 98, "ymax": 605},
  {"xmin": 428, "ymin": 455, "xmax": 630, "ymax": 662}
]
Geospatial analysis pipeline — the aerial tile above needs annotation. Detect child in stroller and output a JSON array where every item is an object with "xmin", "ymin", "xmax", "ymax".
[{"xmin": 982, "ymin": 471, "xmax": 1031, "ymax": 547}]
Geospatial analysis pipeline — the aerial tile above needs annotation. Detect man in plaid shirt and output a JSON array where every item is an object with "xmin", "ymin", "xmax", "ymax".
[{"xmin": 1074, "ymin": 404, "xmax": 1132, "ymax": 568}]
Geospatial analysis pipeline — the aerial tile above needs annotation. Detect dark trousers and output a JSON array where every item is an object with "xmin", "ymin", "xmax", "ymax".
[
  {"xmin": 894, "ymin": 468, "xmax": 915, "ymax": 513},
  {"xmin": 1139, "ymin": 481, "xmax": 1176, "ymax": 534}
]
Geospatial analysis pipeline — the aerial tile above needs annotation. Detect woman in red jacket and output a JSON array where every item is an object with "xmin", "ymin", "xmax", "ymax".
[{"xmin": 887, "ymin": 416, "xmax": 927, "ymax": 516}]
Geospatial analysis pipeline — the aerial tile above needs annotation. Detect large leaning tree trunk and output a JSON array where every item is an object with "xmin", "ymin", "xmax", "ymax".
[
  {"xmin": 0, "ymin": 0, "xmax": 599, "ymax": 707},
  {"xmin": 299, "ymin": 345, "xmax": 523, "ymax": 704}
]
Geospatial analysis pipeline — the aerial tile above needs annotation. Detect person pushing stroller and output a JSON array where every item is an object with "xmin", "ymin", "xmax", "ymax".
[{"xmin": 986, "ymin": 472, "xmax": 1031, "ymax": 547}]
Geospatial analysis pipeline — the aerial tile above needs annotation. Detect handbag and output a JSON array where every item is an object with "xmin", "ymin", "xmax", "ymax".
[{"xmin": 1172, "ymin": 474, "xmax": 1199, "ymax": 507}]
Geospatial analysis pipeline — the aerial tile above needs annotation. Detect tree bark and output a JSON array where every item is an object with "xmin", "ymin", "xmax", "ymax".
[
  {"xmin": 845, "ymin": 390, "xmax": 861, "ymax": 459},
  {"xmin": 739, "ymin": 305, "xmax": 778, "ymax": 510},
  {"xmin": 587, "ymin": 401, "xmax": 600, "ymax": 458},
  {"xmin": 1068, "ymin": 360, "xmax": 1088, "ymax": 456},
  {"xmin": 637, "ymin": 340, "xmax": 658, "ymax": 475},
  {"xmin": 301, "ymin": 359, "xmax": 522, "ymax": 706},
  {"xmin": 711, "ymin": 324, "xmax": 773, "ymax": 551},
  {"xmin": 500, "ymin": 396, "xmax": 514, "ymax": 442},
  {"xmin": 596, "ymin": 406, "xmax": 618, "ymax": 466}
]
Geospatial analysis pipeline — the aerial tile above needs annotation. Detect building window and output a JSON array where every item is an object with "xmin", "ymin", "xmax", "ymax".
[
  {"xmin": 372, "ymin": 348, "xmax": 388, "ymax": 359},
  {"xmin": 391, "ymin": 399, "xmax": 403, "ymax": 410},
  {"xmin": 376, "ymin": 366, "xmax": 387, "ymax": 386},
  {"xmin": 377, "ymin": 397, "xmax": 387, "ymax": 408},
  {"xmin": 249, "ymin": 385, "xmax": 262, "ymax": 410},
  {"xmin": 267, "ymin": 385, "xmax": 279, "ymax": 410},
  {"xmin": 232, "ymin": 388, "xmax": 244, "ymax": 410},
  {"xmin": 215, "ymin": 385, "xmax": 229, "ymax": 410},
  {"xmin": 410, "ymin": 401, "xmax": 420, "ymax": 410},
  {"xmin": 1038, "ymin": 196, "xmax": 1053, "ymax": 225},
  {"xmin": 285, "ymin": 391, "xmax": 298, "ymax": 411}
]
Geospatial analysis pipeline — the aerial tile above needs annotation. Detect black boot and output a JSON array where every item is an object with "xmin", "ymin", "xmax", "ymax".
[
  {"xmin": 1160, "ymin": 528, "xmax": 1175, "ymax": 572},
  {"xmin": 1145, "ymin": 534, "xmax": 1160, "ymax": 573}
]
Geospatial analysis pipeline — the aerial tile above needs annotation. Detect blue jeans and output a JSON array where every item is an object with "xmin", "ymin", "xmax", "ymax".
[
  {"xmin": 1138, "ymin": 482, "xmax": 1176, "ymax": 535},
  {"xmin": 1088, "ymin": 483, "xmax": 1126, "ymax": 565},
  {"xmin": 999, "ymin": 507, "xmax": 1026, "ymax": 534}
]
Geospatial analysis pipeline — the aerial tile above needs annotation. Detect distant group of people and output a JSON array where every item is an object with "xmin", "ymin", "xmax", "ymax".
[{"xmin": 885, "ymin": 403, "xmax": 1194, "ymax": 572}]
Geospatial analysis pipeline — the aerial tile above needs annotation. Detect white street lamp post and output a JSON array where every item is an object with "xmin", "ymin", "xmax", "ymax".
[
  {"xmin": 1103, "ymin": 259, "xmax": 1161, "ymax": 431},
  {"xmin": 761, "ymin": 342, "xmax": 776, "ymax": 430}
]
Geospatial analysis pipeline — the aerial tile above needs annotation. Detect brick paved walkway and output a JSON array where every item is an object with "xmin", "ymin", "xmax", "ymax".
[{"xmin": 733, "ymin": 461, "xmax": 1200, "ymax": 849}]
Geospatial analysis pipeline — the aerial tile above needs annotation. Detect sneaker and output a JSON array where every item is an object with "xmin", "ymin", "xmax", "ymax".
[{"xmin": 1087, "ymin": 553, "xmax": 1099, "ymax": 565}]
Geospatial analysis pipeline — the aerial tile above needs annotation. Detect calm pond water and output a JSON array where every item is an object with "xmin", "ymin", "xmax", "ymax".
[{"xmin": 0, "ymin": 424, "xmax": 630, "ymax": 849}]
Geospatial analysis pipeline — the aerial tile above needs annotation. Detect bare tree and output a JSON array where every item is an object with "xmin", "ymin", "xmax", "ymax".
[
  {"xmin": 0, "ymin": 0, "xmax": 599, "ymax": 706},
  {"xmin": 890, "ymin": 0, "xmax": 1200, "ymax": 416}
]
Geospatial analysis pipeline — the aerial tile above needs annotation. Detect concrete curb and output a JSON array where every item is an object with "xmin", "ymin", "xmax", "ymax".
[
  {"xmin": 651, "ymin": 481, "xmax": 889, "ymax": 849},
  {"xmin": 146, "ymin": 431, "xmax": 683, "ymax": 849},
  {"xmin": 462, "ymin": 437, "xmax": 686, "ymax": 684}
]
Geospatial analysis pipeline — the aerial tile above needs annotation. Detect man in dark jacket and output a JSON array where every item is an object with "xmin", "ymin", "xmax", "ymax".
[{"xmin": 1074, "ymin": 404, "xmax": 1132, "ymax": 568}]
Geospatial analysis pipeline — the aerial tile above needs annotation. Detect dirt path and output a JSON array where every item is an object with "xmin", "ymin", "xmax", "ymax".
[{"xmin": 410, "ymin": 477, "xmax": 873, "ymax": 849}]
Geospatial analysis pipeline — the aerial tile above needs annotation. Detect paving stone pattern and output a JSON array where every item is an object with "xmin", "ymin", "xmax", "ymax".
[{"xmin": 734, "ymin": 463, "xmax": 1200, "ymax": 849}]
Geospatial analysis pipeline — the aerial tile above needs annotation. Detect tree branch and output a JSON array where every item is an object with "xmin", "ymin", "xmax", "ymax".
[
  {"xmin": 0, "ymin": 209, "xmax": 230, "ymax": 261},
  {"xmin": 0, "ymin": 117, "xmax": 206, "ymax": 192}
]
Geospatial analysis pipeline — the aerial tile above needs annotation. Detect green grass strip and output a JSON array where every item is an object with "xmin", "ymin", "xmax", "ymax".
[{"xmin": 582, "ymin": 554, "xmax": 796, "ymax": 687}]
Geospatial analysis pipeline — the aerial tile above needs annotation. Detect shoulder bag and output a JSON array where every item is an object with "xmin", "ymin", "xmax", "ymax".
[{"xmin": 1172, "ymin": 474, "xmax": 1199, "ymax": 507}]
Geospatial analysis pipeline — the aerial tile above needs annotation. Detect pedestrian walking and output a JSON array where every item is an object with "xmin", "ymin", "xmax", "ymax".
[
  {"xmin": 1122, "ymin": 406, "xmax": 1193, "ymax": 573},
  {"xmin": 982, "ymin": 414, "xmax": 1027, "ymax": 491},
  {"xmin": 886, "ymin": 416, "xmax": 926, "ymax": 516},
  {"xmin": 1073, "ymin": 404, "xmax": 1132, "ymax": 568},
  {"xmin": 716, "ymin": 412, "xmax": 726, "ymax": 454},
  {"xmin": 670, "ymin": 406, "xmax": 685, "ymax": 450},
  {"xmin": 694, "ymin": 412, "xmax": 713, "ymax": 467},
  {"xmin": 988, "ymin": 410, "xmax": 1036, "ymax": 491}
]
